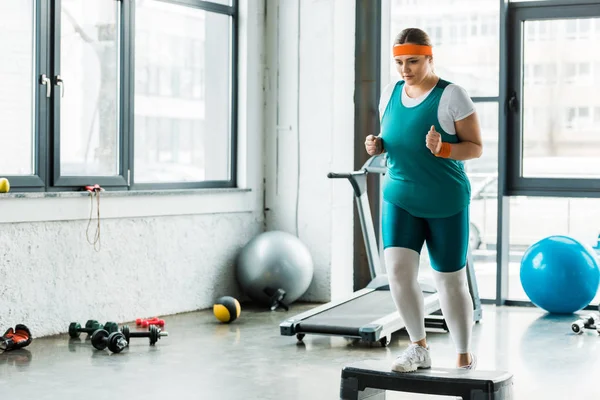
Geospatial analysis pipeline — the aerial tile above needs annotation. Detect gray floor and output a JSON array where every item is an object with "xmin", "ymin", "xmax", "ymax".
[{"xmin": 1, "ymin": 302, "xmax": 598, "ymax": 399}]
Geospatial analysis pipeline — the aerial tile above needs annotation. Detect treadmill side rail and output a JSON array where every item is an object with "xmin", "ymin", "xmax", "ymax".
[
  {"xmin": 279, "ymin": 288, "xmax": 377, "ymax": 336},
  {"xmin": 357, "ymin": 324, "xmax": 383, "ymax": 342}
]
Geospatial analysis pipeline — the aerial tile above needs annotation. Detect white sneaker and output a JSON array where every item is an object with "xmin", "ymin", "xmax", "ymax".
[
  {"xmin": 459, "ymin": 353, "xmax": 477, "ymax": 370},
  {"xmin": 391, "ymin": 343, "xmax": 432, "ymax": 373}
]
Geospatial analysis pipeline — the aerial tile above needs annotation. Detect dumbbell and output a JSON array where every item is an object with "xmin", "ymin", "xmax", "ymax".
[
  {"xmin": 102, "ymin": 322, "xmax": 119, "ymax": 334},
  {"xmin": 69, "ymin": 320, "xmax": 103, "ymax": 338},
  {"xmin": 136, "ymin": 317, "xmax": 165, "ymax": 328},
  {"xmin": 91, "ymin": 329, "xmax": 128, "ymax": 353},
  {"xmin": 121, "ymin": 324, "xmax": 168, "ymax": 346},
  {"xmin": 571, "ymin": 314, "xmax": 599, "ymax": 334}
]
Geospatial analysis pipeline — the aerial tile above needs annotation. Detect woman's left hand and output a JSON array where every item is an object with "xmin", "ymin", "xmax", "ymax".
[{"xmin": 426, "ymin": 125, "xmax": 442, "ymax": 155}]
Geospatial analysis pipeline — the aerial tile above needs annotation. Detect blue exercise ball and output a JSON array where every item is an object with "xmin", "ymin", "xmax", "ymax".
[
  {"xmin": 520, "ymin": 235, "xmax": 600, "ymax": 314},
  {"xmin": 236, "ymin": 231, "xmax": 314, "ymax": 309}
]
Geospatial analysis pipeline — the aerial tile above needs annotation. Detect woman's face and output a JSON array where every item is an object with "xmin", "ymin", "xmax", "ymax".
[{"xmin": 394, "ymin": 54, "xmax": 433, "ymax": 86}]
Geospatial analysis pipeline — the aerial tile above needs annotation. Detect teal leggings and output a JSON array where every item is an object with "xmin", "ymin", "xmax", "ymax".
[{"xmin": 382, "ymin": 201, "xmax": 469, "ymax": 272}]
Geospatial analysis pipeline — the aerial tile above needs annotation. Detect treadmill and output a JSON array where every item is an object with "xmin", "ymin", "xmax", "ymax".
[{"xmin": 279, "ymin": 154, "xmax": 482, "ymax": 346}]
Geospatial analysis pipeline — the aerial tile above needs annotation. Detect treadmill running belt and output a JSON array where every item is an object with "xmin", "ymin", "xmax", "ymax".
[{"xmin": 297, "ymin": 290, "xmax": 397, "ymax": 332}]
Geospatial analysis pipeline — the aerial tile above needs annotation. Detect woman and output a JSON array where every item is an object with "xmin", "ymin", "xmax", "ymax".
[{"xmin": 365, "ymin": 28, "xmax": 483, "ymax": 373}]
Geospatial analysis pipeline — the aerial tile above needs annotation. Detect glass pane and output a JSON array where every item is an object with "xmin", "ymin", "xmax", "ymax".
[
  {"xmin": 508, "ymin": 197, "xmax": 600, "ymax": 307},
  {"xmin": 0, "ymin": 2, "xmax": 35, "ymax": 175},
  {"xmin": 385, "ymin": 0, "xmax": 499, "ymax": 96},
  {"xmin": 522, "ymin": 18, "xmax": 600, "ymax": 179},
  {"xmin": 60, "ymin": 0, "xmax": 120, "ymax": 176},
  {"xmin": 206, "ymin": 0, "xmax": 231, "ymax": 5},
  {"xmin": 467, "ymin": 102, "xmax": 499, "ymax": 300},
  {"xmin": 134, "ymin": 0, "xmax": 231, "ymax": 183}
]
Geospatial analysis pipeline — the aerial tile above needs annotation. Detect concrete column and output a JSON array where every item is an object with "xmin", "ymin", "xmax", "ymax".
[{"xmin": 265, "ymin": 0, "xmax": 356, "ymax": 302}]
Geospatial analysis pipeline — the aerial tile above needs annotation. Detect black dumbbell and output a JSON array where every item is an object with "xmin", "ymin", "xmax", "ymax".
[
  {"xmin": 103, "ymin": 322, "xmax": 119, "ymax": 334},
  {"xmin": 121, "ymin": 325, "xmax": 168, "ymax": 346},
  {"xmin": 69, "ymin": 320, "xmax": 103, "ymax": 338},
  {"xmin": 571, "ymin": 314, "xmax": 599, "ymax": 334},
  {"xmin": 91, "ymin": 329, "xmax": 128, "ymax": 353}
]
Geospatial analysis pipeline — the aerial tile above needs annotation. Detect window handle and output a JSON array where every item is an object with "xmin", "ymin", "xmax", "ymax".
[
  {"xmin": 55, "ymin": 75, "xmax": 65, "ymax": 98},
  {"xmin": 40, "ymin": 74, "xmax": 51, "ymax": 98},
  {"xmin": 507, "ymin": 91, "xmax": 519, "ymax": 113}
]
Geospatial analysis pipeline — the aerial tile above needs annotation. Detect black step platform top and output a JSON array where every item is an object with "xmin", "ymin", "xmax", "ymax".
[{"xmin": 341, "ymin": 360, "xmax": 513, "ymax": 397}]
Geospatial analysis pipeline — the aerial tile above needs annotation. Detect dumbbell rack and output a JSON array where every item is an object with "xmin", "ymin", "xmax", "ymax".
[{"xmin": 571, "ymin": 313, "xmax": 600, "ymax": 334}]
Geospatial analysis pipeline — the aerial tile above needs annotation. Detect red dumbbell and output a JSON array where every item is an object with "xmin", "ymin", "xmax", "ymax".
[{"xmin": 135, "ymin": 317, "xmax": 165, "ymax": 328}]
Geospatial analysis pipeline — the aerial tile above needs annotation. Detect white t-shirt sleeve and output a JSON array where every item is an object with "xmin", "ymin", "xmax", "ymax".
[
  {"xmin": 447, "ymin": 84, "xmax": 475, "ymax": 121},
  {"xmin": 438, "ymin": 84, "xmax": 476, "ymax": 135}
]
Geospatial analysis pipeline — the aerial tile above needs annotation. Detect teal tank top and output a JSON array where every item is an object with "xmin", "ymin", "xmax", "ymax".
[{"xmin": 380, "ymin": 79, "xmax": 471, "ymax": 218}]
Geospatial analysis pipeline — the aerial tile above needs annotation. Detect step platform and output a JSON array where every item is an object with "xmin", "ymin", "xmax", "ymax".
[{"xmin": 340, "ymin": 360, "xmax": 514, "ymax": 400}]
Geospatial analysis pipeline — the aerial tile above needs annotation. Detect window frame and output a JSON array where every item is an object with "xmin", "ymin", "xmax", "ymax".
[
  {"xmin": 2, "ymin": 0, "xmax": 48, "ymax": 191},
  {"xmin": 506, "ymin": 1, "xmax": 600, "ymax": 197},
  {"xmin": 51, "ymin": 0, "xmax": 129, "ymax": 191},
  {"xmin": 6, "ymin": 0, "xmax": 238, "ymax": 192},
  {"xmin": 129, "ymin": 0, "xmax": 238, "ymax": 191}
]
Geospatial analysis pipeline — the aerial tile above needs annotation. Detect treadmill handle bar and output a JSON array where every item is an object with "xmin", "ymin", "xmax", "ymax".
[
  {"xmin": 327, "ymin": 171, "xmax": 366, "ymax": 179},
  {"xmin": 357, "ymin": 191, "xmax": 384, "ymax": 278},
  {"xmin": 327, "ymin": 167, "xmax": 384, "ymax": 279},
  {"xmin": 327, "ymin": 170, "xmax": 368, "ymax": 199}
]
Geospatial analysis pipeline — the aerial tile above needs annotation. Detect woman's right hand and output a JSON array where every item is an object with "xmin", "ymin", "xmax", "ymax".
[{"xmin": 365, "ymin": 135, "xmax": 383, "ymax": 155}]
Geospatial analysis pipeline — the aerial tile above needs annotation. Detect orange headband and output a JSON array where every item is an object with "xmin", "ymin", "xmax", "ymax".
[{"xmin": 393, "ymin": 44, "xmax": 432, "ymax": 57}]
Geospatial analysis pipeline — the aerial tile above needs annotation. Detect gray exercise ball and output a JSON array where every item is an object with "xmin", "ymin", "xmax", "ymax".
[{"xmin": 236, "ymin": 230, "xmax": 314, "ymax": 310}]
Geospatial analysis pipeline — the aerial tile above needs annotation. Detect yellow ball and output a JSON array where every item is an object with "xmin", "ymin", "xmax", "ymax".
[
  {"xmin": 0, "ymin": 178, "xmax": 10, "ymax": 193},
  {"xmin": 213, "ymin": 296, "xmax": 241, "ymax": 323}
]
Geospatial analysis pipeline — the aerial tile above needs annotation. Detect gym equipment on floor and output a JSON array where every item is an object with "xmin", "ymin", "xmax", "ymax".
[
  {"xmin": 521, "ymin": 235, "xmax": 600, "ymax": 314},
  {"xmin": 264, "ymin": 287, "xmax": 289, "ymax": 311},
  {"xmin": 121, "ymin": 325, "xmax": 168, "ymax": 346},
  {"xmin": 68, "ymin": 320, "xmax": 103, "ymax": 338},
  {"xmin": 91, "ymin": 329, "xmax": 128, "ymax": 354},
  {"xmin": 136, "ymin": 317, "xmax": 165, "ymax": 328},
  {"xmin": 237, "ymin": 230, "xmax": 314, "ymax": 310},
  {"xmin": 103, "ymin": 322, "xmax": 119, "ymax": 334},
  {"xmin": 213, "ymin": 296, "xmax": 242, "ymax": 323},
  {"xmin": 0, "ymin": 324, "xmax": 32, "ymax": 351},
  {"xmin": 571, "ymin": 313, "xmax": 600, "ymax": 334},
  {"xmin": 339, "ymin": 360, "xmax": 513, "ymax": 400},
  {"xmin": 279, "ymin": 154, "xmax": 482, "ymax": 346}
]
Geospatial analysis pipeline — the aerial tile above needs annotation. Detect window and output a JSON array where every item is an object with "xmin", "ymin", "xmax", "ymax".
[
  {"xmin": 59, "ymin": 0, "xmax": 121, "ymax": 178},
  {"xmin": 509, "ymin": 8, "xmax": 600, "ymax": 188},
  {"xmin": 0, "ymin": 0, "xmax": 237, "ymax": 192},
  {"xmin": 0, "ymin": 1, "xmax": 36, "ymax": 177},
  {"xmin": 133, "ymin": 1, "xmax": 232, "ymax": 185}
]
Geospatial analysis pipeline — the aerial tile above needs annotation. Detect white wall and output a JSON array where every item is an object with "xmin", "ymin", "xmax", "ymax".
[
  {"xmin": 0, "ymin": 0, "xmax": 265, "ymax": 338},
  {"xmin": 0, "ymin": 0, "xmax": 359, "ymax": 337},
  {"xmin": 264, "ymin": 0, "xmax": 356, "ymax": 302}
]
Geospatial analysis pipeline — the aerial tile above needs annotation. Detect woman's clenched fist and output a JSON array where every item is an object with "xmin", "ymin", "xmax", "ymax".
[{"xmin": 365, "ymin": 135, "xmax": 383, "ymax": 156}]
